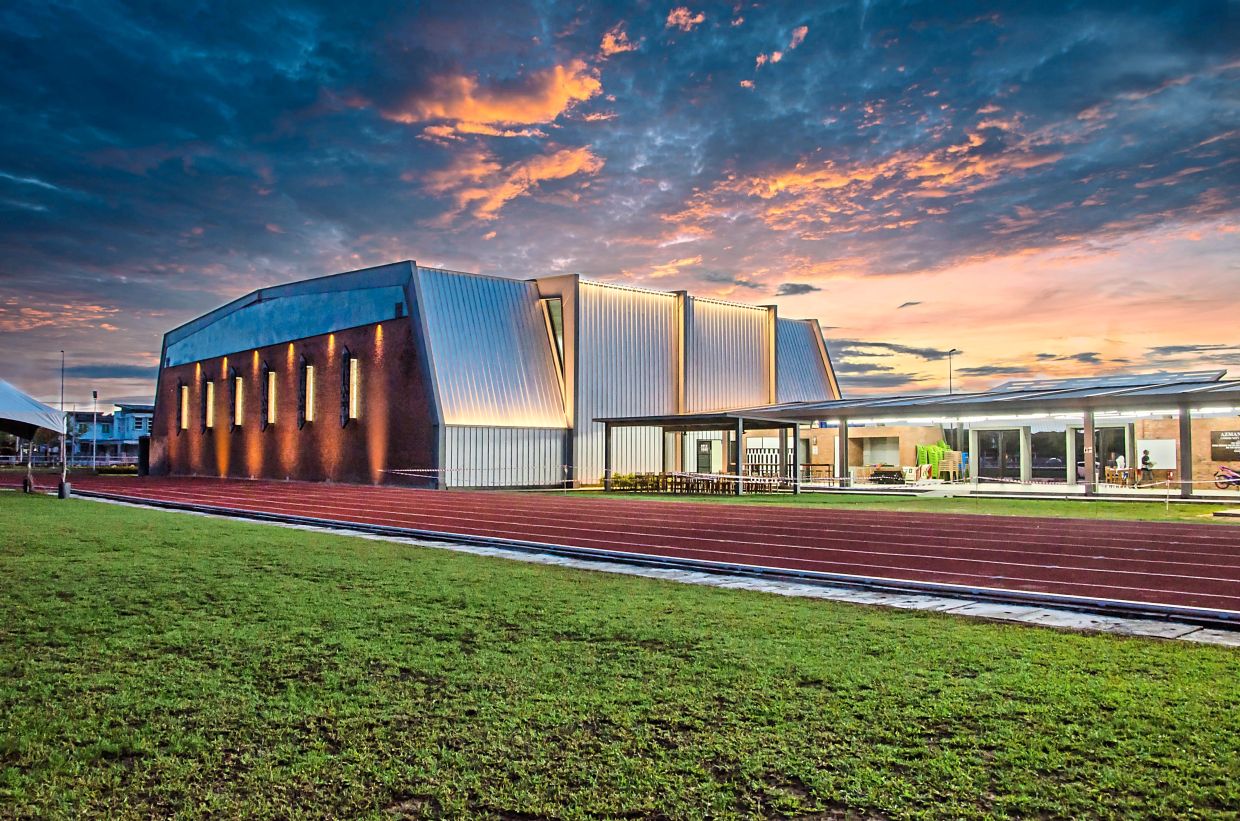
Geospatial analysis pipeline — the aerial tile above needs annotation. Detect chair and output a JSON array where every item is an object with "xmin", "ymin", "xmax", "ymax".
[{"xmin": 937, "ymin": 451, "xmax": 962, "ymax": 482}]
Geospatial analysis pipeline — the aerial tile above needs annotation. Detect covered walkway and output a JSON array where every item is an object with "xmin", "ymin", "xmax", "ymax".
[{"xmin": 598, "ymin": 372, "xmax": 1240, "ymax": 498}]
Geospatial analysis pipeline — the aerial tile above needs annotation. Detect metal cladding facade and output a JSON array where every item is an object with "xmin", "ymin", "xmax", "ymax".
[
  {"xmin": 573, "ymin": 281, "xmax": 679, "ymax": 483},
  {"xmin": 413, "ymin": 267, "xmax": 569, "ymax": 487},
  {"xmin": 684, "ymin": 296, "xmax": 775, "ymax": 413},
  {"xmin": 150, "ymin": 260, "xmax": 838, "ymax": 488},
  {"xmin": 415, "ymin": 268, "xmax": 565, "ymax": 427},
  {"xmin": 776, "ymin": 318, "xmax": 839, "ymax": 403}
]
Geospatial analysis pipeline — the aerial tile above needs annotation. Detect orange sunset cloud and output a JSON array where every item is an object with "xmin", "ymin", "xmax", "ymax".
[
  {"xmin": 380, "ymin": 60, "xmax": 601, "ymax": 137},
  {"xmin": 428, "ymin": 146, "xmax": 605, "ymax": 221}
]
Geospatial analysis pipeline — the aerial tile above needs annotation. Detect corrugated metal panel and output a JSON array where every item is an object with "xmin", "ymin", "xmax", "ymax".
[
  {"xmin": 575, "ymin": 281, "xmax": 678, "ymax": 484},
  {"xmin": 443, "ymin": 426, "xmax": 567, "ymax": 487},
  {"xmin": 416, "ymin": 267, "xmax": 567, "ymax": 428},
  {"xmin": 686, "ymin": 297, "xmax": 771, "ymax": 412},
  {"xmin": 776, "ymin": 318, "xmax": 833, "ymax": 403}
]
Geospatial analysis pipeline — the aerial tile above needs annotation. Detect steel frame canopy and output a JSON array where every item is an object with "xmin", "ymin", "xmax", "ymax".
[
  {"xmin": 596, "ymin": 371, "xmax": 1240, "ymax": 498},
  {"xmin": 595, "ymin": 411, "xmax": 802, "ymax": 496},
  {"xmin": 598, "ymin": 371, "xmax": 1240, "ymax": 426}
]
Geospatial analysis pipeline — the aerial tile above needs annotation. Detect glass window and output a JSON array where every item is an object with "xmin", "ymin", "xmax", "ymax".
[
  {"xmin": 299, "ymin": 357, "xmax": 315, "ymax": 427},
  {"xmin": 341, "ymin": 348, "xmax": 361, "ymax": 425},
  {"xmin": 261, "ymin": 362, "xmax": 275, "ymax": 429},
  {"xmin": 203, "ymin": 380, "xmax": 215, "ymax": 429},
  {"xmin": 349, "ymin": 356, "xmax": 360, "ymax": 419},
  {"xmin": 541, "ymin": 297, "xmax": 565, "ymax": 373},
  {"xmin": 231, "ymin": 372, "xmax": 244, "ymax": 428}
]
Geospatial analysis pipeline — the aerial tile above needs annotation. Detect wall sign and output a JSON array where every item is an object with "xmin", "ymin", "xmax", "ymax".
[{"xmin": 1211, "ymin": 430, "xmax": 1240, "ymax": 461}]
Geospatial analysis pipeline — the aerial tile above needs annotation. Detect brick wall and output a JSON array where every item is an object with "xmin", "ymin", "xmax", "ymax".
[
  {"xmin": 1135, "ymin": 415, "xmax": 1240, "ymax": 485},
  {"xmin": 150, "ymin": 318, "xmax": 437, "ymax": 485}
]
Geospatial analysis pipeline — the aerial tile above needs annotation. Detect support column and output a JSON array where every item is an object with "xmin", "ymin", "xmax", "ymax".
[
  {"xmin": 837, "ymin": 419, "xmax": 849, "ymax": 483},
  {"xmin": 603, "ymin": 422, "xmax": 613, "ymax": 491},
  {"xmin": 1178, "ymin": 407, "xmax": 1193, "ymax": 498},
  {"xmin": 1125, "ymin": 423, "xmax": 1136, "ymax": 486},
  {"xmin": 735, "ymin": 418, "xmax": 745, "ymax": 495},
  {"xmin": 791, "ymin": 423, "xmax": 801, "ymax": 495},
  {"xmin": 968, "ymin": 427, "xmax": 980, "ymax": 484},
  {"xmin": 777, "ymin": 427, "xmax": 788, "ymax": 483},
  {"xmin": 1083, "ymin": 410, "xmax": 1096, "ymax": 496},
  {"xmin": 1065, "ymin": 428, "xmax": 1077, "ymax": 485},
  {"xmin": 1019, "ymin": 426, "xmax": 1032, "ymax": 484}
]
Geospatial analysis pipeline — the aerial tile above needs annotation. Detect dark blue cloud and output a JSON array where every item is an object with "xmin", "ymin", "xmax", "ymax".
[{"xmin": 0, "ymin": 0, "xmax": 1236, "ymax": 402}]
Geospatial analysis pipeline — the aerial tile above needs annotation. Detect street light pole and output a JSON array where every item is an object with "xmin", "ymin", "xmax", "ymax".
[
  {"xmin": 947, "ymin": 348, "xmax": 960, "ymax": 395},
  {"xmin": 59, "ymin": 350, "xmax": 68, "ymax": 494}
]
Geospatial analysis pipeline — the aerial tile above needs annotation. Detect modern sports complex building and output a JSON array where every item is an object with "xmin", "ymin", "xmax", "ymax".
[
  {"xmin": 150, "ymin": 260, "xmax": 1240, "ymax": 497},
  {"xmin": 149, "ymin": 261, "xmax": 840, "ymax": 487}
]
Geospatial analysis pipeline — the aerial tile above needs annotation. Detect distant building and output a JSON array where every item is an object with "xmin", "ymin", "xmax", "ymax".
[
  {"xmin": 149, "ymin": 261, "xmax": 839, "ymax": 486},
  {"xmin": 70, "ymin": 403, "xmax": 154, "ymax": 462}
]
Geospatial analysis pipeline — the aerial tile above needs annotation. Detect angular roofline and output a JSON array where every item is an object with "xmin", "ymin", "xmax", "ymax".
[
  {"xmin": 163, "ymin": 260, "xmax": 416, "ymax": 348},
  {"xmin": 160, "ymin": 261, "xmax": 830, "ymax": 354}
]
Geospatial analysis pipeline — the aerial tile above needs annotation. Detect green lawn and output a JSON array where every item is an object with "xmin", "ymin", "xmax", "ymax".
[
  {"xmin": 588, "ymin": 490, "xmax": 1240, "ymax": 525},
  {"xmin": 1, "ymin": 494, "xmax": 1238, "ymax": 819}
]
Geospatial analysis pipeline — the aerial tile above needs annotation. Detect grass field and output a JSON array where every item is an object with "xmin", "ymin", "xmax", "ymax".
[
  {"xmin": 591, "ymin": 490, "xmax": 1240, "ymax": 525},
  {"xmin": 2, "ymin": 493, "xmax": 1239, "ymax": 819}
]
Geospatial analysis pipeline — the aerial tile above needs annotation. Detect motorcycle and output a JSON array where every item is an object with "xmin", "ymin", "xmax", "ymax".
[{"xmin": 1215, "ymin": 465, "xmax": 1240, "ymax": 490}]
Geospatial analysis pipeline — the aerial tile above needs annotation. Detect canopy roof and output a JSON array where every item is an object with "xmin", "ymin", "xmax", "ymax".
[
  {"xmin": 595, "ymin": 371, "xmax": 1240, "ymax": 427},
  {"xmin": 0, "ymin": 379, "xmax": 65, "ymax": 438},
  {"xmin": 597, "ymin": 410, "xmax": 798, "ymax": 431}
]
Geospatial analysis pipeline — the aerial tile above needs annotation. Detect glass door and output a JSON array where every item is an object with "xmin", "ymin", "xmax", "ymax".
[{"xmin": 1074, "ymin": 427, "xmax": 1128, "ymax": 482}]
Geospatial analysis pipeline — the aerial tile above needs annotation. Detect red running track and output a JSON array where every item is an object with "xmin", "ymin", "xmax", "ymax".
[{"xmin": 10, "ymin": 475, "xmax": 1240, "ymax": 620}]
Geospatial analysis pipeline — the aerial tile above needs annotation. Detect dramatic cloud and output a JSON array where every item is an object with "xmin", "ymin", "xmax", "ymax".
[
  {"xmin": 0, "ymin": 0, "xmax": 1237, "ymax": 402},
  {"xmin": 599, "ymin": 23, "xmax": 638, "ymax": 57},
  {"xmin": 427, "ymin": 146, "xmax": 605, "ymax": 221},
  {"xmin": 378, "ymin": 60, "xmax": 601, "ymax": 137},
  {"xmin": 776, "ymin": 283, "xmax": 820, "ymax": 296},
  {"xmin": 63, "ymin": 364, "xmax": 159, "ymax": 380},
  {"xmin": 666, "ymin": 7, "xmax": 705, "ymax": 32},
  {"xmin": 956, "ymin": 364, "xmax": 1033, "ymax": 378}
]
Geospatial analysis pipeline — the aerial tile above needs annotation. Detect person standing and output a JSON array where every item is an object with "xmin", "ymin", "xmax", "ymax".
[{"xmin": 1140, "ymin": 449, "xmax": 1154, "ymax": 484}]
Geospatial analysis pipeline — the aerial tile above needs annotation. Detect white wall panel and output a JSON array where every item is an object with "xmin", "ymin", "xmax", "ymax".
[
  {"xmin": 685, "ymin": 298, "xmax": 771, "ymax": 412},
  {"xmin": 574, "ymin": 282, "xmax": 678, "ymax": 484},
  {"xmin": 443, "ymin": 426, "xmax": 567, "ymax": 487}
]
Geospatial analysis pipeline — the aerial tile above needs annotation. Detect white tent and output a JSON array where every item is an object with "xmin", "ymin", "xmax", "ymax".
[{"xmin": 0, "ymin": 378, "xmax": 65, "ymax": 438}]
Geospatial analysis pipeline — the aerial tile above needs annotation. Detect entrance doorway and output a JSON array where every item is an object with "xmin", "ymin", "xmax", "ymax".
[{"xmin": 696, "ymin": 440, "xmax": 716, "ymax": 473}]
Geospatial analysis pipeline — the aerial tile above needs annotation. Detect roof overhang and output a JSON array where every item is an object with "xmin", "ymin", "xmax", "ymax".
[
  {"xmin": 595, "ymin": 377, "xmax": 1240, "ymax": 428},
  {"xmin": 596, "ymin": 411, "xmax": 799, "ymax": 431}
]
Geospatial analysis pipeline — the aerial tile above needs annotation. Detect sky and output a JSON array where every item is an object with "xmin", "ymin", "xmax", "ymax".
[{"xmin": 1, "ymin": 0, "xmax": 1238, "ymax": 408}]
